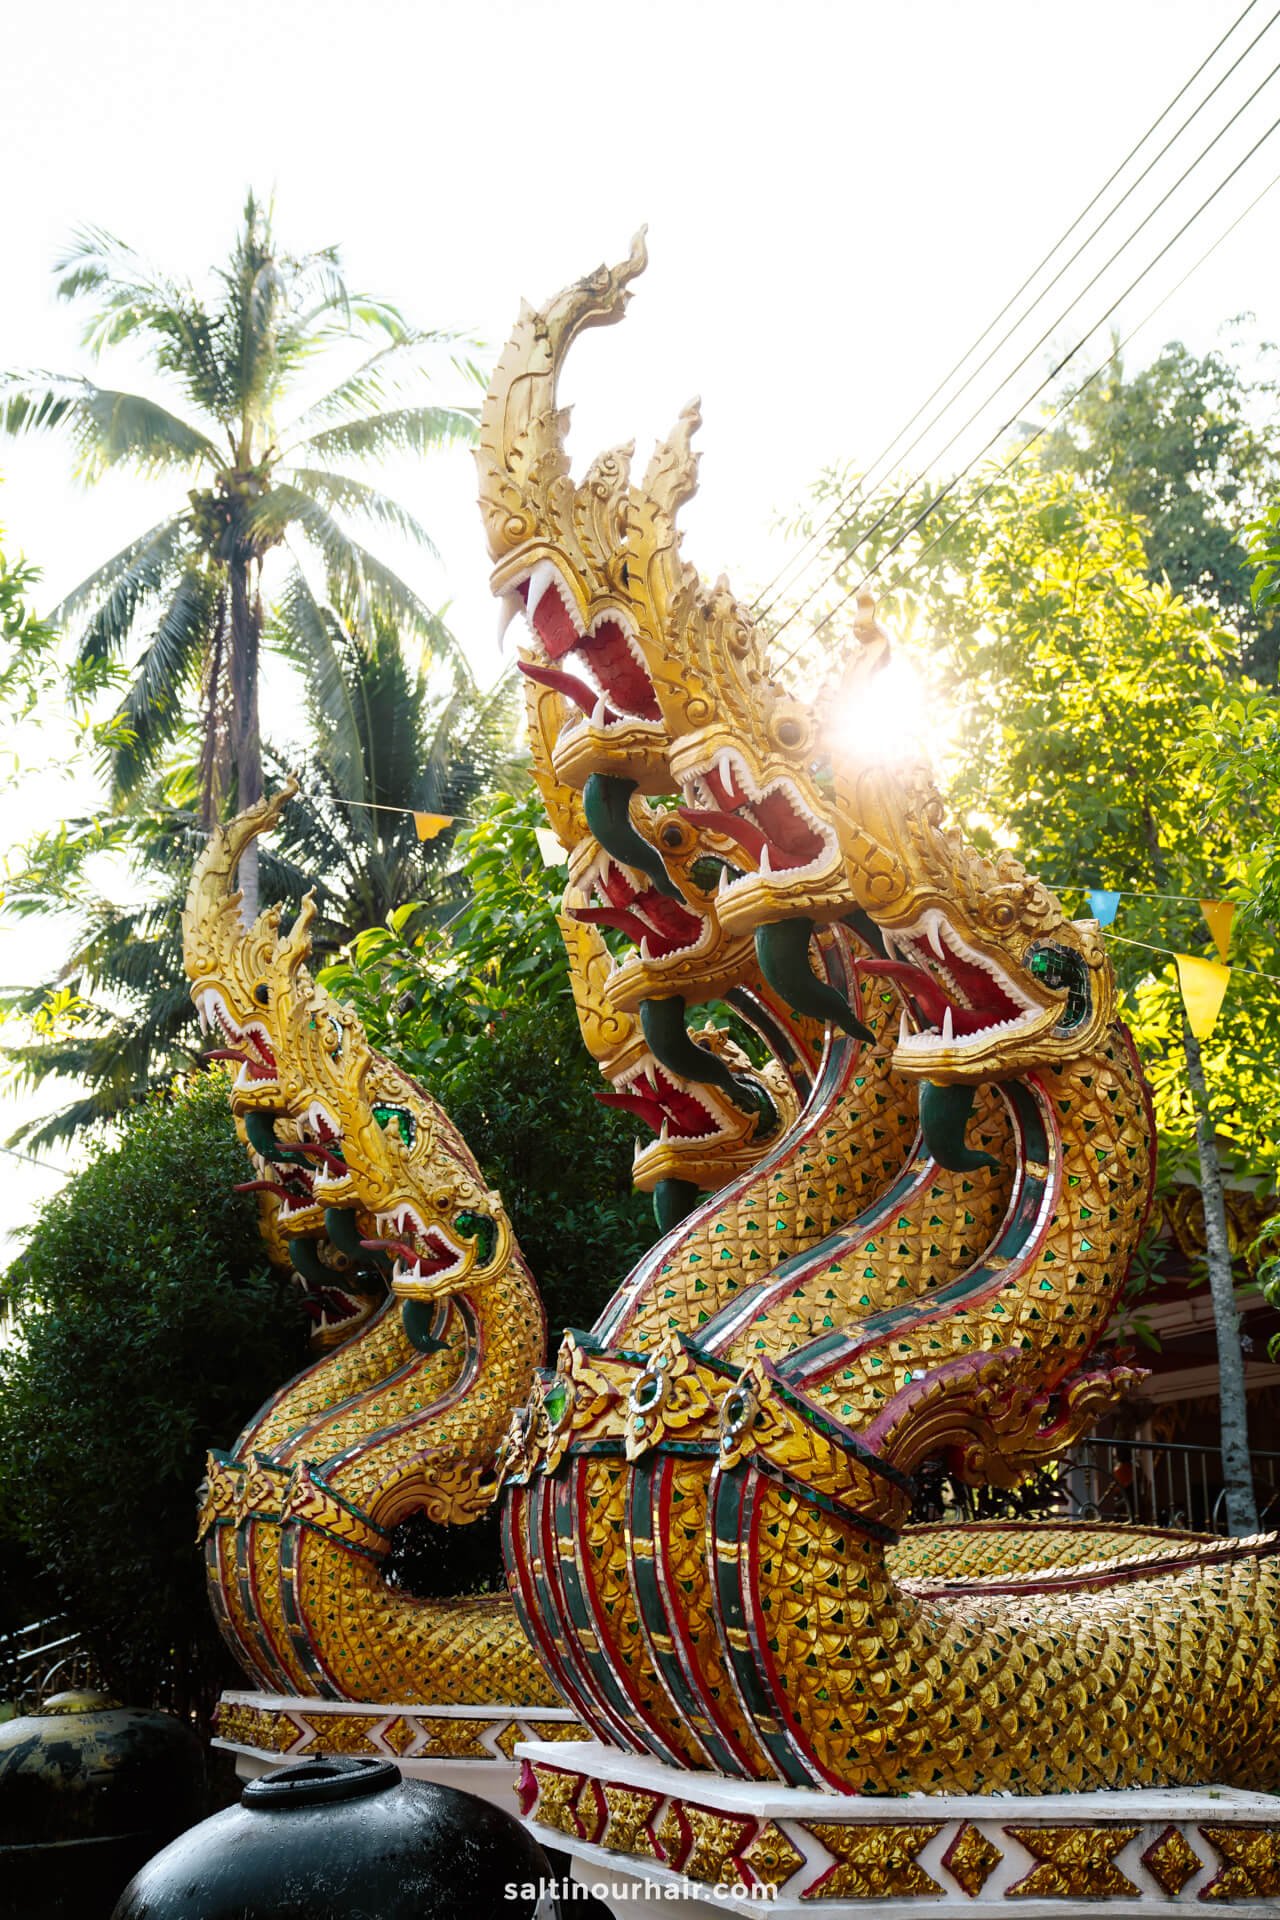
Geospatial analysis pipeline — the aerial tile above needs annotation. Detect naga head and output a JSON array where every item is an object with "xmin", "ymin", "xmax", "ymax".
[
  {"xmin": 477, "ymin": 232, "xmax": 678, "ymax": 798},
  {"xmin": 560, "ymin": 912, "xmax": 793, "ymax": 1229},
  {"xmin": 831, "ymin": 722, "xmax": 1114, "ymax": 1086},
  {"xmin": 325, "ymin": 1049, "xmax": 515, "ymax": 1305},
  {"xmin": 183, "ymin": 787, "xmax": 388, "ymax": 1339},
  {"xmin": 181, "ymin": 779, "xmax": 310, "ymax": 1111}
]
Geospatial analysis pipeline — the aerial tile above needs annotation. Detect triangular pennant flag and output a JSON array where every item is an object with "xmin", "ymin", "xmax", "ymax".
[
  {"xmin": 1086, "ymin": 888, "xmax": 1121, "ymax": 927},
  {"xmin": 534, "ymin": 827, "xmax": 568, "ymax": 868},
  {"xmin": 1199, "ymin": 899, "xmax": 1235, "ymax": 965},
  {"xmin": 413, "ymin": 812, "xmax": 455, "ymax": 842},
  {"xmin": 1174, "ymin": 953, "xmax": 1231, "ymax": 1041}
]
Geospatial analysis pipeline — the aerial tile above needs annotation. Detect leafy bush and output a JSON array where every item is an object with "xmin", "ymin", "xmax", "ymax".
[
  {"xmin": 0, "ymin": 1072, "xmax": 305, "ymax": 1724},
  {"xmin": 320, "ymin": 789, "xmax": 655, "ymax": 1340}
]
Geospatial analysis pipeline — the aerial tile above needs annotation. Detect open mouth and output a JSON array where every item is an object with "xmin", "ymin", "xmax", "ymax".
[
  {"xmin": 570, "ymin": 845, "xmax": 709, "ymax": 964},
  {"xmin": 362, "ymin": 1205, "xmax": 468, "ymax": 1290},
  {"xmin": 509, "ymin": 558, "xmax": 663, "ymax": 733},
  {"xmin": 196, "ymin": 988, "xmax": 278, "ymax": 1088},
  {"xmin": 858, "ymin": 910, "xmax": 1048, "ymax": 1055},
  {"xmin": 597, "ymin": 1058, "xmax": 733, "ymax": 1143},
  {"xmin": 296, "ymin": 1277, "xmax": 367, "ymax": 1336},
  {"xmin": 234, "ymin": 1103, "xmax": 346, "ymax": 1220},
  {"xmin": 235, "ymin": 1160, "xmax": 318, "ymax": 1217},
  {"xmin": 676, "ymin": 747, "xmax": 838, "ymax": 891}
]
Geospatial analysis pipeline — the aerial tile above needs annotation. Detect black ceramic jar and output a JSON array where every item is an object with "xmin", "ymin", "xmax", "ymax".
[
  {"xmin": 0, "ymin": 1689, "xmax": 206, "ymax": 1920},
  {"xmin": 111, "ymin": 1756, "xmax": 563, "ymax": 1918}
]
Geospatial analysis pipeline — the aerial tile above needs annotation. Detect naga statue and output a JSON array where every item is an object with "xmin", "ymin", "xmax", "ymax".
[
  {"xmin": 182, "ymin": 770, "xmax": 807, "ymax": 1755},
  {"xmin": 184, "ymin": 792, "xmax": 557, "ymax": 1713},
  {"xmin": 477, "ymin": 236, "xmax": 1280, "ymax": 1813}
]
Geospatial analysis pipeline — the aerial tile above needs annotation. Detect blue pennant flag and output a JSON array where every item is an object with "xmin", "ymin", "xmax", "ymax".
[{"xmin": 1086, "ymin": 889, "xmax": 1121, "ymax": 927}]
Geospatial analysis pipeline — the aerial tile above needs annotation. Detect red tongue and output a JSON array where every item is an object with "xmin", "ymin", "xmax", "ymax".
[
  {"xmin": 678, "ymin": 807, "xmax": 771, "ymax": 864},
  {"xmin": 596, "ymin": 1088, "xmax": 666, "ymax": 1133},
  {"xmin": 517, "ymin": 659, "xmax": 611, "ymax": 721},
  {"xmin": 235, "ymin": 1178, "xmax": 295, "ymax": 1203},
  {"xmin": 572, "ymin": 904, "xmax": 652, "ymax": 944},
  {"xmin": 705, "ymin": 762, "xmax": 750, "ymax": 810},
  {"xmin": 859, "ymin": 957, "xmax": 1002, "ymax": 1037},
  {"xmin": 204, "ymin": 1047, "xmax": 247, "ymax": 1065}
]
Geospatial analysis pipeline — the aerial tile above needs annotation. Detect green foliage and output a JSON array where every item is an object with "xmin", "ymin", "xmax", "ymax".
[
  {"xmin": 0, "ymin": 1072, "xmax": 306, "ymax": 1719},
  {"xmin": 792, "ymin": 463, "xmax": 1280, "ymax": 1191},
  {"xmin": 1037, "ymin": 338, "xmax": 1280, "ymax": 677},
  {"xmin": 1, "ymin": 622, "xmax": 520, "ymax": 1148},
  {"xmin": 320, "ymin": 790, "xmax": 655, "ymax": 1337},
  {"xmin": 1, "ymin": 193, "xmax": 481, "ymax": 808}
]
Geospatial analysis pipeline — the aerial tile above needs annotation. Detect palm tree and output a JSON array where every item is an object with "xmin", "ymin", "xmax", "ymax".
[
  {"xmin": 2, "ymin": 613, "xmax": 521, "ymax": 1149},
  {"xmin": 1, "ymin": 193, "xmax": 480, "ymax": 915}
]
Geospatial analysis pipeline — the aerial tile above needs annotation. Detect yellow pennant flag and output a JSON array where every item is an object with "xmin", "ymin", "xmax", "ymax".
[
  {"xmin": 1199, "ymin": 899, "xmax": 1235, "ymax": 964},
  {"xmin": 1174, "ymin": 953, "xmax": 1231, "ymax": 1041},
  {"xmin": 413, "ymin": 812, "xmax": 455, "ymax": 842}
]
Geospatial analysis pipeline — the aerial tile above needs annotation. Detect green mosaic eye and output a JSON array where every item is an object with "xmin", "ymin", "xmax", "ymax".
[
  {"xmin": 455, "ymin": 1210, "xmax": 497, "ymax": 1265},
  {"xmin": 1027, "ymin": 943, "xmax": 1091, "ymax": 1030}
]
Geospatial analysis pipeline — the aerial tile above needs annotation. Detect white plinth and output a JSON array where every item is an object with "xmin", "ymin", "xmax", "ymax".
[
  {"xmin": 515, "ymin": 1738, "xmax": 1280, "ymax": 1916},
  {"xmin": 211, "ymin": 1689, "xmax": 583, "ymax": 1815}
]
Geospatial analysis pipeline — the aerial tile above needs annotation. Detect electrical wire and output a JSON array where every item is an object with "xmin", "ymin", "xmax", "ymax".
[
  {"xmin": 778, "ymin": 119, "xmax": 1280, "ymax": 670},
  {"xmin": 769, "ymin": 52, "xmax": 1280, "ymax": 654},
  {"xmin": 752, "ymin": 0, "xmax": 1273, "ymax": 620}
]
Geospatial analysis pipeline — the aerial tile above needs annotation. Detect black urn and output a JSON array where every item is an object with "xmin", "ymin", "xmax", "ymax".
[
  {"xmin": 0, "ymin": 1689, "xmax": 206, "ymax": 1920},
  {"xmin": 111, "ymin": 1756, "xmax": 563, "ymax": 1918}
]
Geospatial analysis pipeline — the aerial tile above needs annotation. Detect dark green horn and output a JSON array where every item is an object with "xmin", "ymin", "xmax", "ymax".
[
  {"xmin": 243, "ymin": 1110, "xmax": 280, "ymax": 1157},
  {"xmin": 639, "ymin": 996, "xmax": 761, "ymax": 1115},
  {"xmin": 756, "ymin": 918, "xmax": 874, "ymax": 1041},
  {"xmin": 324, "ymin": 1206, "xmax": 392, "ymax": 1278},
  {"xmin": 919, "ymin": 1080, "xmax": 1000, "ymax": 1173},
  {"xmin": 653, "ymin": 1178, "xmax": 702, "ymax": 1234},
  {"xmin": 583, "ymin": 772, "xmax": 683, "ymax": 900}
]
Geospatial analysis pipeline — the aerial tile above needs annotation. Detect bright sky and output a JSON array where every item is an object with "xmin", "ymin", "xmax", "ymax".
[{"xmin": 2, "ymin": 0, "xmax": 1279, "ymax": 1248}]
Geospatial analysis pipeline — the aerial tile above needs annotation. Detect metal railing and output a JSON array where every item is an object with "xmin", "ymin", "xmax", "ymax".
[
  {"xmin": 913, "ymin": 1440, "xmax": 1280, "ymax": 1535},
  {"xmin": 0, "ymin": 1613, "xmax": 102, "ymax": 1710}
]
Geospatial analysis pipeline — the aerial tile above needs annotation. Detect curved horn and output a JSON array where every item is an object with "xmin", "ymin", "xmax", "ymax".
[
  {"xmin": 476, "ymin": 231, "xmax": 648, "ymax": 575},
  {"xmin": 180, "ymin": 775, "xmax": 299, "ymax": 981}
]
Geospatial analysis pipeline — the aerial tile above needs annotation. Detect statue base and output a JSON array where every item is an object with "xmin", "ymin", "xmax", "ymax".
[
  {"xmin": 211, "ymin": 1689, "xmax": 584, "ymax": 1814},
  {"xmin": 514, "ymin": 1738, "xmax": 1280, "ymax": 1916}
]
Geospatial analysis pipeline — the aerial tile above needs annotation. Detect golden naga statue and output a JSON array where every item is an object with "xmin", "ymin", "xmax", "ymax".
[
  {"xmin": 477, "ymin": 240, "xmax": 1280, "ymax": 1796},
  {"xmin": 182, "ymin": 792, "xmax": 557, "ymax": 1708},
  {"xmin": 181, "ymin": 774, "xmax": 803, "ymax": 1712}
]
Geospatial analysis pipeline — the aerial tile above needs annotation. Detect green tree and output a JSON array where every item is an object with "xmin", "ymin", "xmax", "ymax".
[
  {"xmin": 1, "ymin": 193, "xmax": 480, "ymax": 913},
  {"xmin": 1, "ymin": 616, "xmax": 519, "ymax": 1148},
  {"xmin": 320, "ymin": 790, "xmax": 655, "ymax": 1337},
  {"xmin": 0, "ymin": 1071, "xmax": 305, "ymax": 1725},
  {"xmin": 1037, "ymin": 337, "xmax": 1280, "ymax": 678},
  {"xmin": 790, "ymin": 467, "xmax": 1273, "ymax": 1533}
]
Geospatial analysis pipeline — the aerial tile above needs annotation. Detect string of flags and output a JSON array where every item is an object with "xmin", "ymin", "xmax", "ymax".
[
  {"xmin": 318, "ymin": 795, "xmax": 1260, "ymax": 1042},
  {"xmin": 1083, "ymin": 891, "xmax": 1236, "ymax": 1041}
]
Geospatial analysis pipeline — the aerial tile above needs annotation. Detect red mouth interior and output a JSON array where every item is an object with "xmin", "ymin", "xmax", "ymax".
[
  {"xmin": 861, "ymin": 941, "xmax": 1027, "ymax": 1038},
  {"xmin": 207, "ymin": 1012, "xmax": 277, "ymax": 1083},
  {"xmin": 681, "ymin": 762, "xmax": 825, "ymax": 873},
  {"xmin": 597, "ymin": 1064, "xmax": 721, "ymax": 1139},
  {"xmin": 519, "ymin": 577, "xmax": 660, "ymax": 721},
  {"xmin": 361, "ymin": 1226, "xmax": 460, "ymax": 1279},
  {"xmin": 301, "ymin": 1285, "xmax": 363, "ymax": 1328},
  {"xmin": 570, "ymin": 859, "xmax": 704, "ymax": 959},
  {"xmin": 234, "ymin": 1165, "xmax": 317, "ymax": 1215}
]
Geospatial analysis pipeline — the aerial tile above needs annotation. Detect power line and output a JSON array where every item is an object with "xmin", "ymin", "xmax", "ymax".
[
  {"xmin": 802, "ymin": 144, "xmax": 1280, "ymax": 668},
  {"xmin": 769, "ymin": 44, "xmax": 1280, "ymax": 652},
  {"xmin": 752, "ymin": 0, "xmax": 1273, "ymax": 622},
  {"xmin": 777, "ymin": 99, "xmax": 1280, "ymax": 670}
]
